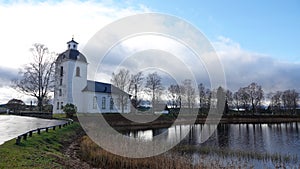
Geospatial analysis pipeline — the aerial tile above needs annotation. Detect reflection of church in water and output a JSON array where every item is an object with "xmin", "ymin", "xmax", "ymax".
[{"xmin": 53, "ymin": 39, "xmax": 131, "ymax": 113}]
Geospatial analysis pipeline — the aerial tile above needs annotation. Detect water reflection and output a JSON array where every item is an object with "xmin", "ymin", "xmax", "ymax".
[{"xmin": 124, "ymin": 122, "xmax": 300, "ymax": 157}]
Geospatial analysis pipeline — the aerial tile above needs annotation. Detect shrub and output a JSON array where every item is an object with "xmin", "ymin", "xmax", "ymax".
[{"xmin": 63, "ymin": 103, "xmax": 77, "ymax": 118}]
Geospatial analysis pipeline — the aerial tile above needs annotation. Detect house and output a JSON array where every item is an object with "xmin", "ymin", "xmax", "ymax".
[{"xmin": 53, "ymin": 38, "xmax": 131, "ymax": 113}]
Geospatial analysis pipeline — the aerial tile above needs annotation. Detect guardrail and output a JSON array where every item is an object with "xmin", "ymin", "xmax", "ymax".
[{"xmin": 15, "ymin": 120, "xmax": 73, "ymax": 145}]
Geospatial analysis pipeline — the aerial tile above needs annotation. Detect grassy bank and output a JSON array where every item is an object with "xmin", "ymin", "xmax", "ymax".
[{"xmin": 0, "ymin": 122, "xmax": 82, "ymax": 169}]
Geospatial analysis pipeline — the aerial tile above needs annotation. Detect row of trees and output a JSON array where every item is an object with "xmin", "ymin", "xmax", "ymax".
[
  {"xmin": 268, "ymin": 90, "xmax": 299, "ymax": 114},
  {"xmin": 111, "ymin": 68, "xmax": 299, "ymax": 115},
  {"xmin": 111, "ymin": 69, "xmax": 164, "ymax": 112}
]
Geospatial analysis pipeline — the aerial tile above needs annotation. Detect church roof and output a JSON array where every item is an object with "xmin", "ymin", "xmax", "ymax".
[
  {"xmin": 56, "ymin": 49, "xmax": 87, "ymax": 63},
  {"xmin": 67, "ymin": 39, "xmax": 78, "ymax": 44},
  {"xmin": 82, "ymin": 80, "xmax": 130, "ymax": 96}
]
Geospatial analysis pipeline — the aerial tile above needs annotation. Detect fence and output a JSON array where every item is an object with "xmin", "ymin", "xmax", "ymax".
[{"xmin": 15, "ymin": 120, "xmax": 73, "ymax": 145}]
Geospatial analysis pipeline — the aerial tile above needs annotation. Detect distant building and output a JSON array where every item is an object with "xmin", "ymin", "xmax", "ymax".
[{"xmin": 53, "ymin": 39, "xmax": 131, "ymax": 113}]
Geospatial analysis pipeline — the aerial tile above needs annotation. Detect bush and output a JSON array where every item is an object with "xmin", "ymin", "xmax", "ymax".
[{"xmin": 63, "ymin": 103, "xmax": 77, "ymax": 118}]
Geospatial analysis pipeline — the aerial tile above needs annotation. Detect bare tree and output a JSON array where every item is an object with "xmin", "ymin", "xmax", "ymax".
[
  {"xmin": 282, "ymin": 89, "xmax": 299, "ymax": 114},
  {"xmin": 181, "ymin": 79, "xmax": 196, "ymax": 111},
  {"xmin": 225, "ymin": 89, "xmax": 233, "ymax": 114},
  {"xmin": 128, "ymin": 72, "xmax": 144, "ymax": 111},
  {"xmin": 248, "ymin": 82, "xmax": 264, "ymax": 114},
  {"xmin": 111, "ymin": 68, "xmax": 131, "ymax": 113},
  {"xmin": 238, "ymin": 87, "xmax": 251, "ymax": 112},
  {"xmin": 111, "ymin": 68, "xmax": 131, "ymax": 91},
  {"xmin": 129, "ymin": 72, "xmax": 144, "ymax": 101},
  {"xmin": 204, "ymin": 88, "xmax": 212, "ymax": 109},
  {"xmin": 226, "ymin": 89, "xmax": 233, "ymax": 108},
  {"xmin": 13, "ymin": 43, "xmax": 55, "ymax": 111},
  {"xmin": 233, "ymin": 90, "xmax": 241, "ymax": 112},
  {"xmin": 145, "ymin": 72, "xmax": 164, "ymax": 112},
  {"xmin": 268, "ymin": 91, "xmax": 282, "ymax": 114},
  {"xmin": 168, "ymin": 84, "xmax": 181, "ymax": 108},
  {"xmin": 198, "ymin": 83, "xmax": 206, "ymax": 108}
]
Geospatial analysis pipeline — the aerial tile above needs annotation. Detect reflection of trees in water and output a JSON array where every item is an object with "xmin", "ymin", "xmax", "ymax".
[
  {"xmin": 216, "ymin": 124, "xmax": 229, "ymax": 147},
  {"xmin": 122, "ymin": 122, "xmax": 300, "ymax": 157},
  {"xmin": 153, "ymin": 128, "xmax": 168, "ymax": 137}
]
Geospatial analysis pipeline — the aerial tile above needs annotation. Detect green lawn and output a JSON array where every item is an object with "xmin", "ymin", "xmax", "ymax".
[
  {"xmin": 0, "ymin": 123, "xmax": 82, "ymax": 169},
  {"xmin": 52, "ymin": 113, "xmax": 67, "ymax": 119}
]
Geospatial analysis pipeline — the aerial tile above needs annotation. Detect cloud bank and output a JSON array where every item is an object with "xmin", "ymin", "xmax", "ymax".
[{"xmin": 214, "ymin": 36, "xmax": 300, "ymax": 93}]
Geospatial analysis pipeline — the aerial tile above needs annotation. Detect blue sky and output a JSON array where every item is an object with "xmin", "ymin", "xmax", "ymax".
[
  {"xmin": 0, "ymin": 0, "xmax": 299, "ymax": 104},
  {"xmin": 123, "ymin": 0, "xmax": 300, "ymax": 62}
]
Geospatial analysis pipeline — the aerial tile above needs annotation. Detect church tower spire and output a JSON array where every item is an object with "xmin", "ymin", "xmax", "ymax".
[{"xmin": 67, "ymin": 37, "xmax": 78, "ymax": 50}]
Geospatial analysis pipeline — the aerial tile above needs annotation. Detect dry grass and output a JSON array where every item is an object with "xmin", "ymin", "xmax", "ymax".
[
  {"xmin": 79, "ymin": 136, "xmax": 205, "ymax": 169},
  {"xmin": 79, "ymin": 136, "xmax": 260, "ymax": 169}
]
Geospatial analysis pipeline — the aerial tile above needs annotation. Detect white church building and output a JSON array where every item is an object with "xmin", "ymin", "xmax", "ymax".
[{"xmin": 53, "ymin": 39, "xmax": 131, "ymax": 114}]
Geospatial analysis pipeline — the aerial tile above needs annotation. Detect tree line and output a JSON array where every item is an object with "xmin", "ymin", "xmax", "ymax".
[{"xmin": 112, "ymin": 69, "xmax": 299, "ymax": 115}]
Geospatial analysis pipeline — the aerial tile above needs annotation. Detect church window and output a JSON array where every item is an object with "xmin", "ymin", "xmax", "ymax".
[
  {"xmin": 73, "ymin": 44, "xmax": 76, "ymax": 48},
  {"xmin": 60, "ymin": 66, "xmax": 63, "ymax": 77},
  {"xmin": 124, "ymin": 99, "xmax": 128, "ymax": 110},
  {"xmin": 76, "ymin": 67, "xmax": 80, "ymax": 77},
  {"xmin": 57, "ymin": 102, "xmax": 59, "ymax": 110},
  {"xmin": 59, "ymin": 89, "xmax": 62, "ymax": 96},
  {"xmin": 110, "ymin": 98, "xmax": 114, "ymax": 110},
  {"xmin": 60, "ymin": 78, "xmax": 63, "ymax": 85},
  {"xmin": 93, "ymin": 96, "xmax": 97, "ymax": 109},
  {"xmin": 102, "ymin": 97, "xmax": 106, "ymax": 109},
  {"xmin": 61, "ymin": 102, "xmax": 63, "ymax": 109}
]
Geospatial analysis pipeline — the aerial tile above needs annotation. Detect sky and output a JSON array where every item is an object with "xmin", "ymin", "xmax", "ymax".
[{"xmin": 0, "ymin": 0, "xmax": 299, "ymax": 104}]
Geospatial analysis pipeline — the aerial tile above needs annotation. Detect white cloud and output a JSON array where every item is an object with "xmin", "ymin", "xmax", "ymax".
[
  {"xmin": 0, "ymin": 0, "xmax": 148, "ymax": 104},
  {"xmin": 213, "ymin": 36, "xmax": 300, "ymax": 93}
]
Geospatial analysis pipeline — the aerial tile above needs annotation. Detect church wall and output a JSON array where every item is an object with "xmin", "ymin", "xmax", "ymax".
[
  {"xmin": 53, "ymin": 59, "xmax": 87, "ymax": 114},
  {"xmin": 83, "ymin": 91, "xmax": 131, "ymax": 113},
  {"xmin": 67, "ymin": 60, "xmax": 87, "ymax": 113}
]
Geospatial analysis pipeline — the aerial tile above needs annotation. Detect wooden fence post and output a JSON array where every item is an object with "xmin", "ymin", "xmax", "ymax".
[
  {"xmin": 46, "ymin": 128, "xmax": 48, "ymax": 132},
  {"xmin": 16, "ymin": 136, "xmax": 21, "ymax": 145},
  {"xmin": 38, "ymin": 128, "xmax": 41, "ymax": 134},
  {"xmin": 29, "ymin": 131, "xmax": 33, "ymax": 137},
  {"xmin": 23, "ymin": 133, "xmax": 27, "ymax": 140}
]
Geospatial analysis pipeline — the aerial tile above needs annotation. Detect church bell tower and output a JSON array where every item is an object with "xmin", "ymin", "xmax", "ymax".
[{"xmin": 53, "ymin": 38, "xmax": 88, "ymax": 113}]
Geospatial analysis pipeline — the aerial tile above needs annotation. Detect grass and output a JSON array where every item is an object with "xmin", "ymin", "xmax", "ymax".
[
  {"xmin": 0, "ymin": 122, "xmax": 82, "ymax": 169},
  {"xmin": 52, "ymin": 113, "xmax": 67, "ymax": 119},
  {"xmin": 79, "ymin": 135, "xmax": 200, "ymax": 169},
  {"xmin": 78, "ymin": 134, "xmax": 299, "ymax": 168},
  {"xmin": 78, "ymin": 136, "xmax": 261, "ymax": 169}
]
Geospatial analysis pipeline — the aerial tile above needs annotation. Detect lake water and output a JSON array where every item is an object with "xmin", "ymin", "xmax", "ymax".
[
  {"xmin": 123, "ymin": 122, "xmax": 300, "ymax": 168},
  {"xmin": 0, "ymin": 115, "xmax": 66, "ymax": 145}
]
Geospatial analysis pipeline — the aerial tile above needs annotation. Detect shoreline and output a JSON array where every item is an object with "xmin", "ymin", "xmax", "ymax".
[{"xmin": 76, "ymin": 113, "xmax": 300, "ymax": 130}]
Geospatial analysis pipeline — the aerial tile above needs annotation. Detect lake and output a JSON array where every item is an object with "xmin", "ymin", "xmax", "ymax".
[
  {"xmin": 123, "ymin": 122, "xmax": 300, "ymax": 168},
  {"xmin": 0, "ymin": 115, "xmax": 66, "ymax": 145}
]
